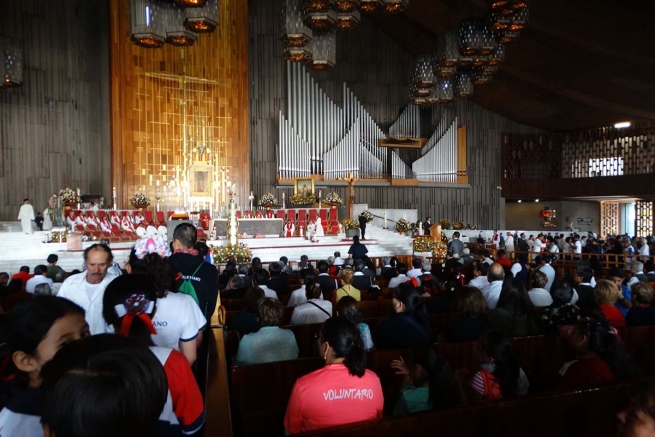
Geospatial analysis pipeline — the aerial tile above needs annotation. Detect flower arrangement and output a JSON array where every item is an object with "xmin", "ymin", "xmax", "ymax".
[
  {"xmin": 210, "ymin": 243, "xmax": 252, "ymax": 264},
  {"xmin": 290, "ymin": 192, "xmax": 316, "ymax": 205},
  {"xmin": 258, "ymin": 193, "xmax": 278, "ymax": 207},
  {"xmin": 58, "ymin": 187, "xmax": 81, "ymax": 204},
  {"xmin": 439, "ymin": 219, "xmax": 452, "ymax": 230},
  {"xmin": 342, "ymin": 219, "xmax": 359, "ymax": 230},
  {"xmin": 395, "ymin": 218, "xmax": 413, "ymax": 232},
  {"xmin": 130, "ymin": 193, "xmax": 151, "ymax": 207},
  {"xmin": 465, "ymin": 223, "xmax": 477, "ymax": 230},
  {"xmin": 413, "ymin": 237, "xmax": 438, "ymax": 252},
  {"xmin": 324, "ymin": 192, "xmax": 343, "ymax": 205},
  {"xmin": 453, "ymin": 221, "xmax": 463, "ymax": 230},
  {"xmin": 362, "ymin": 210, "xmax": 374, "ymax": 223}
]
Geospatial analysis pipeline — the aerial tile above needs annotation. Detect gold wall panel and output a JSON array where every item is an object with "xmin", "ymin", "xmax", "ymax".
[{"xmin": 109, "ymin": 0, "xmax": 249, "ymax": 213}]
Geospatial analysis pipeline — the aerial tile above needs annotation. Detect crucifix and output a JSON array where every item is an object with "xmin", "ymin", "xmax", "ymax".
[{"xmin": 337, "ymin": 172, "xmax": 359, "ymax": 220}]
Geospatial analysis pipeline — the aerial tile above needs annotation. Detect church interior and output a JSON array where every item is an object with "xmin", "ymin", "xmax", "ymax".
[{"xmin": 1, "ymin": 0, "xmax": 655, "ymax": 436}]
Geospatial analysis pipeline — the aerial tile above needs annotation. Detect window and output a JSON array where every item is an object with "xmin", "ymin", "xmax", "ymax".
[{"xmin": 588, "ymin": 157, "xmax": 623, "ymax": 177}]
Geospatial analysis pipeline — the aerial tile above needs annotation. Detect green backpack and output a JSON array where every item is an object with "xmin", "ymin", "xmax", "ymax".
[{"xmin": 177, "ymin": 263, "xmax": 204, "ymax": 305}]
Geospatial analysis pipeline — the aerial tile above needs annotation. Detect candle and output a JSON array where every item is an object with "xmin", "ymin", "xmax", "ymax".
[
  {"xmin": 319, "ymin": 190, "xmax": 322, "ymax": 198},
  {"xmin": 282, "ymin": 192, "xmax": 286, "ymax": 199},
  {"xmin": 251, "ymin": 191, "xmax": 253, "ymax": 196},
  {"xmin": 112, "ymin": 187, "xmax": 117, "ymax": 197}
]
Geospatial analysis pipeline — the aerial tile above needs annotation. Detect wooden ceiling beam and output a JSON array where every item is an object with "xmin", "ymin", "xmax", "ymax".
[{"xmin": 499, "ymin": 64, "xmax": 655, "ymax": 122}]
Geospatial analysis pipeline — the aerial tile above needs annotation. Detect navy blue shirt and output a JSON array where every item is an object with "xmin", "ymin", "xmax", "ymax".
[{"xmin": 348, "ymin": 243, "xmax": 368, "ymax": 260}]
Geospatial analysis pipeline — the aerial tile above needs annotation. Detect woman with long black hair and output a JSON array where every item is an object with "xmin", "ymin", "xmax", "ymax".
[
  {"xmin": 558, "ymin": 319, "xmax": 638, "ymax": 389},
  {"xmin": 284, "ymin": 318, "xmax": 383, "ymax": 433},
  {"xmin": 377, "ymin": 283, "xmax": 432, "ymax": 349}
]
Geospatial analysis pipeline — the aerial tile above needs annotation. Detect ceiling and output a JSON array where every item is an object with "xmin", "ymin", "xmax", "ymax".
[{"xmin": 366, "ymin": 0, "xmax": 655, "ymax": 132}]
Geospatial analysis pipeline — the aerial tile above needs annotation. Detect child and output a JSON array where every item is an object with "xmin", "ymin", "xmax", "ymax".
[
  {"xmin": 40, "ymin": 334, "xmax": 168, "ymax": 437},
  {"xmin": 0, "ymin": 296, "xmax": 89, "ymax": 436},
  {"xmin": 102, "ymin": 274, "xmax": 205, "ymax": 435},
  {"xmin": 336, "ymin": 296, "xmax": 374, "ymax": 351},
  {"xmin": 391, "ymin": 347, "xmax": 456, "ymax": 415},
  {"xmin": 464, "ymin": 330, "xmax": 529, "ymax": 401}
]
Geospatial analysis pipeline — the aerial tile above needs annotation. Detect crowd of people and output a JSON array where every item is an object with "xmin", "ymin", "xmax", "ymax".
[{"xmin": 1, "ymin": 222, "xmax": 655, "ymax": 436}]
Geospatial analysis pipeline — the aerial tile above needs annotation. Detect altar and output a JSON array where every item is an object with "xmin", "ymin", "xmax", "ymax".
[{"xmin": 214, "ymin": 218, "xmax": 284, "ymax": 237}]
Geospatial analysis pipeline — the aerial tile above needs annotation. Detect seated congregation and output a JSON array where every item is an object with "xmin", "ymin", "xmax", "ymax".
[
  {"xmin": 2, "ymin": 222, "xmax": 655, "ymax": 436},
  {"xmin": 219, "ymin": 248, "xmax": 655, "ymax": 436}
]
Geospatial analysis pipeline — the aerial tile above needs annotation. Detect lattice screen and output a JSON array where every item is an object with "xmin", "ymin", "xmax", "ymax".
[
  {"xmin": 636, "ymin": 201, "xmax": 653, "ymax": 238},
  {"xmin": 600, "ymin": 201, "xmax": 619, "ymax": 236}
]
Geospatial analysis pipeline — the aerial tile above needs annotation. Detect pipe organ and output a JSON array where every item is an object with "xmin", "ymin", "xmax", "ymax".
[
  {"xmin": 389, "ymin": 104, "xmax": 421, "ymax": 139},
  {"xmin": 278, "ymin": 61, "xmax": 463, "ymax": 183},
  {"xmin": 412, "ymin": 117, "xmax": 458, "ymax": 182}
]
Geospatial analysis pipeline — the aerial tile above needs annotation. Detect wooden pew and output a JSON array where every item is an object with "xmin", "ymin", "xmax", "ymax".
[{"xmin": 294, "ymin": 382, "xmax": 634, "ymax": 437}]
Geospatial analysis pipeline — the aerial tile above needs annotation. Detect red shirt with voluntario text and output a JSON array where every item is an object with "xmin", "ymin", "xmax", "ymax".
[
  {"xmin": 284, "ymin": 364, "xmax": 383, "ymax": 434},
  {"xmin": 497, "ymin": 257, "xmax": 512, "ymax": 270},
  {"xmin": 600, "ymin": 304, "xmax": 626, "ymax": 328}
]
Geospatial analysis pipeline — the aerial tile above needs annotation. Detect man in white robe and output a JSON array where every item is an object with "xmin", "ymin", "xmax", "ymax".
[
  {"xmin": 17, "ymin": 199, "xmax": 35, "ymax": 234},
  {"xmin": 314, "ymin": 217, "xmax": 325, "ymax": 237}
]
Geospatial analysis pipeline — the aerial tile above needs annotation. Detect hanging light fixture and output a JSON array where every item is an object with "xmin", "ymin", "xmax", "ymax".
[
  {"xmin": 282, "ymin": 0, "xmax": 313, "ymax": 49},
  {"xmin": 488, "ymin": 43, "xmax": 505, "ymax": 65},
  {"xmin": 304, "ymin": 1, "xmax": 336, "ymax": 31},
  {"xmin": 382, "ymin": 0, "xmax": 409, "ymax": 14},
  {"xmin": 3, "ymin": 43, "xmax": 23, "ymax": 87},
  {"xmin": 489, "ymin": 10, "xmax": 510, "ymax": 32},
  {"xmin": 284, "ymin": 46, "xmax": 313, "ymax": 62},
  {"xmin": 509, "ymin": 8, "xmax": 529, "ymax": 31},
  {"xmin": 436, "ymin": 77, "xmax": 453, "ymax": 103},
  {"xmin": 459, "ymin": 18, "xmax": 495, "ymax": 56},
  {"xmin": 130, "ymin": 0, "xmax": 166, "ymax": 48},
  {"xmin": 174, "ymin": 0, "xmax": 207, "ymax": 6},
  {"xmin": 184, "ymin": 0, "xmax": 219, "ymax": 33},
  {"xmin": 510, "ymin": 0, "xmax": 529, "ymax": 12},
  {"xmin": 335, "ymin": 10, "xmax": 361, "ymax": 30},
  {"xmin": 435, "ymin": 30, "xmax": 459, "ymax": 76},
  {"xmin": 333, "ymin": 0, "xmax": 360, "ymax": 12},
  {"xmin": 455, "ymin": 71, "xmax": 474, "ymax": 98},
  {"xmin": 164, "ymin": 3, "xmax": 197, "ymax": 46},
  {"xmin": 309, "ymin": 30, "xmax": 336, "ymax": 70},
  {"xmin": 359, "ymin": 0, "xmax": 382, "ymax": 12},
  {"xmin": 485, "ymin": 0, "xmax": 510, "ymax": 11},
  {"xmin": 412, "ymin": 55, "xmax": 434, "ymax": 89},
  {"xmin": 473, "ymin": 67, "xmax": 492, "ymax": 85}
]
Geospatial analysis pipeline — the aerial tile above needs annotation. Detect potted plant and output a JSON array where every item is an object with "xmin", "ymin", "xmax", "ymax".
[
  {"xmin": 453, "ymin": 221, "xmax": 463, "ymax": 230},
  {"xmin": 130, "ymin": 192, "xmax": 151, "ymax": 211},
  {"xmin": 395, "ymin": 218, "xmax": 413, "ymax": 236},
  {"xmin": 258, "ymin": 193, "xmax": 278, "ymax": 210},
  {"xmin": 325, "ymin": 192, "xmax": 343, "ymax": 207},
  {"xmin": 439, "ymin": 219, "xmax": 452, "ymax": 230},
  {"xmin": 210, "ymin": 243, "xmax": 253, "ymax": 264},
  {"xmin": 58, "ymin": 187, "xmax": 81, "ymax": 215},
  {"xmin": 362, "ymin": 210, "xmax": 374, "ymax": 223},
  {"xmin": 290, "ymin": 192, "xmax": 316, "ymax": 206},
  {"xmin": 342, "ymin": 219, "xmax": 360, "ymax": 238}
]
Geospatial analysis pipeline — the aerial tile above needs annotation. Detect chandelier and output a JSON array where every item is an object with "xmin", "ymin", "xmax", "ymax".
[
  {"xmin": 459, "ymin": 18, "xmax": 496, "ymax": 57},
  {"xmin": 382, "ymin": 0, "xmax": 409, "ymax": 14},
  {"xmin": 0, "ymin": 39, "xmax": 23, "ymax": 88},
  {"xmin": 436, "ymin": 77, "xmax": 453, "ymax": 103},
  {"xmin": 435, "ymin": 30, "xmax": 459, "ymax": 76},
  {"xmin": 130, "ymin": 0, "xmax": 166, "ymax": 48},
  {"xmin": 412, "ymin": 55, "xmax": 434, "ymax": 89},
  {"xmin": 359, "ymin": 0, "xmax": 382, "ymax": 12},
  {"xmin": 184, "ymin": 0, "xmax": 219, "ymax": 33},
  {"xmin": 164, "ymin": 3, "xmax": 197, "ymax": 46},
  {"xmin": 488, "ymin": 43, "xmax": 505, "ymax": 65},
  {"xmin": 309, "ymin": 31, "xmax": 336, "ymax": 70},
  {"xmin": 282, "ymin": 0, "xmax": 313, "ymax": 51},
  {"xmin": 334, "ymin": 0, "xmax": 360, "ymax": 12},
  {"xmin": 304, "ymin": 5, "xmax": 337, "ymax": 31},
  {"xmin": 175, "ymin": 0, "xmax": 207, "ymax": 6},
  {"xmin": 129, "ymin": 0, "xmax": 217, "ymax": 48},
  {"xmin": 335, "ymin": 10, "xmax": 361, "ymax": 30},
  {"xmin": 455, "ymin": 72, "xmax": 474, "ymax": 98}
]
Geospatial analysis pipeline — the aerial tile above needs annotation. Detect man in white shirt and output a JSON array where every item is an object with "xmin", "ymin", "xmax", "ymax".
[
  {"xmin": 572, "ymin": 236, "xmax": 582, "ymax": 259},
  {"xmin": 57, "ymin": 244, "xmax": 118, "ymax": 334},
  {"xmin": 253, "ymin": 270, "xmax": 279, "ymax": 300},
  {"xmin": 505, "ymin": 232, "xmax": 515, "ymax": 253},
  {"xmin": 481, "ymin": 263, "xmax": 505, "ymax": 309},
  {"xmin": 532, "ymin": 234, "xmax": 545, "ymax": 253},
  {"xmin": 333, "ymin": 251, "xmax": 345, "ymax": 267},
  {"xmin": 290, "ymin": 285, "xmax": 332, "ymax": 325},
  {"xmin": 627, "ymin": 261, "xmax": 647, "ymax": 287},
  {"xmin": 25, "ymin": 265, "xmax": 54, "ymax": 293},
  {"xmin": 17, "ymin": 198, "xmax": 35, "ymax": 234},
  {"xmin": 406, "ymin": 258, "xmax": 423, "ymax": 280},
  {"xmin": 638, "ymin": 238, "xmax": 650, "ymax": 259},
  {"xmin": 535, "ymin": 255, "xmax": 556, "ymax": 291},
  {"xmin": 388, "ymin": 265, "xmax": 409, "ymax": 289},
  {"xmin": 468, "ymin": 262, "xmax": 490, "ymax": 289}
]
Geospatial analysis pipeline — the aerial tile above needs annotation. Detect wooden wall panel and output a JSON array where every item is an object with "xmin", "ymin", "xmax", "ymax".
[
  {"xmin": 0, "ymin": 0, "xmax": 110, "ymax": 221},
  {"xmin": 249, "ymin": 0, "xmax": 541, "ymax": 229},
  {"xmin": 110, "ymin": 0, "xmax": 249, "ymax": 210}
]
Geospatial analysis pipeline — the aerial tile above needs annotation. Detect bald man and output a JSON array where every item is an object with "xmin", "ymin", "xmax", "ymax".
[{"xmin": 481, "ymin": 262, "xmax": 505, "ymax": 309}]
